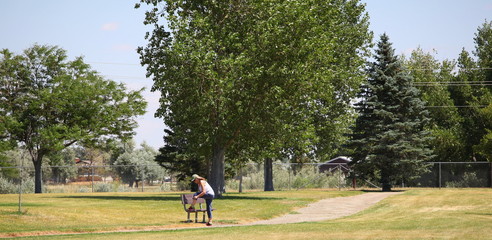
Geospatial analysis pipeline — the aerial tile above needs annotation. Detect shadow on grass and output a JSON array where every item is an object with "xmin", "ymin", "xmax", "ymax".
[
  {"xmin": 0, "ymin": 203, "xmax": 48, "ymax": 207},
  {"xmin": 465, "ymin": 212, "xmax": 492, "ymax": 216},
  {"xmin": 56, "ymin": 195, "xmax": 179, "ymax": 201},
  {"xmin": 219, "ymin": 195, "xmax": 285, "ymax": 200},
  {"xmin": 56, "ymin": 194, "xmax": 283, "ymax": 201},
  {"xmin": 361, "ymin": 190, "xmax": 406, "ymax": 193}
]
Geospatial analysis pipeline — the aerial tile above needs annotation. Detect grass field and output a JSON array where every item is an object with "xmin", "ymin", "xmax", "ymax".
[
  {"xmin": 0, "ymin": 189, "xmax": 360, "ymax": 238},
  {"xmin": 1, "ymin": 189, "xmax": 491, "ymax": 239}
]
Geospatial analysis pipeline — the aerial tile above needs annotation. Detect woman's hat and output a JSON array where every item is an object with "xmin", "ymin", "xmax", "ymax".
[{"xmin": 191, "ymin": 174, "xmax": 200, "ymax": 182}]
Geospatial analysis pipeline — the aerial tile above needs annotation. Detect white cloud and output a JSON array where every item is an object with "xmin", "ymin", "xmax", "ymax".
[{"xmin": 101, "ymin": 22, "xmax": 119, "ymax": 31}]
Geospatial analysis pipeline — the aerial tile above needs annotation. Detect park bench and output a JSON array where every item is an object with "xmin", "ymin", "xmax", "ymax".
[{"xmin": 181, "ymin": 194, "xmax": 215, "ymax": 223}]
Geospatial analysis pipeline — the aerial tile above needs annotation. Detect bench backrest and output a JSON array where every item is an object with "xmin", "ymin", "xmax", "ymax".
[{"xmin": 181, "ymin": 194, "xmax": 205, "ymax": 205}]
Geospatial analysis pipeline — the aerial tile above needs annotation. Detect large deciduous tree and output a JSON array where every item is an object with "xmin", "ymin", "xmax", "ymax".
[
  {"xmin": 114, "ymin": 142, "xmax": 164, "ymax": 188},
  {"xmin": 350, "ymin": 34, "xmax": 433, "ymax": 191},
  {"xmin": 137, "ymin": 0, "xmax": 371, "ymax": 195},
  {"xmin": 402, "ymin": 49, "xmax": 466, "ymax": 162},
  {"xmin": 0, "ymin": 45, "xmax": 146, "ymax": 193},
  {"xmin": 448, "ymin": 20, "xmax": 492, "ymax": 162}
]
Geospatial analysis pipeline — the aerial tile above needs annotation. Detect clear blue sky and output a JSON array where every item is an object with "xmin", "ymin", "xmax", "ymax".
[{"xmin": 1, "ymin": 0, "xmax": 491, "ymax": 150}]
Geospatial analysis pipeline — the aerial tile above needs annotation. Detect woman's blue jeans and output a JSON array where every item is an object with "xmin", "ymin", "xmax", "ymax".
[{"xmin": 193, "ymin": 192, "xmax": 215, "ymax": 219}]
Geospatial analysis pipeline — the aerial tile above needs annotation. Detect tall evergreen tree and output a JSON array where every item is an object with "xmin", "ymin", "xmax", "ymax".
[{"xmin": 349, "ymin": 34, "xmax": 433, "ymax": 191}]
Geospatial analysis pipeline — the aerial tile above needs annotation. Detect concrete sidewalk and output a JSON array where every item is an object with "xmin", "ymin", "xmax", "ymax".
[{"xmin": 246, "ymin": 191, "xmax": 402, "ymax": 225}]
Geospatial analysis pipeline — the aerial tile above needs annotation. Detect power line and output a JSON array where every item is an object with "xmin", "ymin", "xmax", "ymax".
[
  {"xmin": 88, "ymin": 61, "xmax": 141, "ymax": 66},
  {"xmin": 407, "ymin": 67, "xmax": 492, "ymax": 71},
  {"xmin": 425, "ymin": 105, "xmax": 489, "ymax": 108},
  {"xmin": 414, "ymin": 81, "xmax": 492, "ymax": 86},
  {"xmin": 416, "ymin": 81, "xmax": 492, "ymax": 84},
  {"xmin": 415, "ymin": 84, "xmax": 492, "ymax": 86},
  {"xmin": 87, "ymin": 61, "xmax": 492, "ymax": 72},
  {"xmin": 85, "ymin": 61, "xmax": 492, "ymax": 85},
  {"xmin": 103, "ymin": 75, "xmax": 149, "ymax": 80}
]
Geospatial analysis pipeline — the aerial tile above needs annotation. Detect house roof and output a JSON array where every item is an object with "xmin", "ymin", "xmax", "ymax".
[
  {"xmin": 75, "ymin": 158, "xmax": 92, "ymax": 165},
  {"xmin": 321, "ymin": 156, "xmax": 352, "ymax": 164}
]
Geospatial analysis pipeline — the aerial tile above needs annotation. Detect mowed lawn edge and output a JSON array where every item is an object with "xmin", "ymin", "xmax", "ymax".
[{"xmin": 0, "ymin": 189, "xmax": 361, "ymax": 237}]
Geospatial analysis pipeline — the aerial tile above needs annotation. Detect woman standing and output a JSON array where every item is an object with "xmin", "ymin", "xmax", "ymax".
[{"xmin": 189, "ymin": 174, "xmax": 215, "ymax": 226}]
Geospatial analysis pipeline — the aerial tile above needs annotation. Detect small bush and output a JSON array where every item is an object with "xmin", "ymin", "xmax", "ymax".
[
  {"xmin": 159, "ymin": 183, "xmax": 172, "ymax": 192},
  {"xmin": 94, "ymin": 183, "xmax": 113, "ymax": 192},
  {"xmin": 446, "ymin": 172, "xmax": 487, "ymax": 188},
  {"xmin": 226, "ymin": 163, "xmax": 350, "ymax": 191},
  {"xmin": 77, "ymin": 187, "xmax": 90, "ymax": 193},
  {"xmin": 176, "ymin": 180, "xmax": 192, "ymax": 191},
  {"xmin": 0, "ymin": 177, "xmax": 17, "ymax": 194},
  {"xmin": 117, "ymin": 185, "xmax": 132, "ymax": 192},
  {"xmin": 46, "ymin": 187, "xmax": 65, "ymax": 193},
  {"xmin": 0, "ymin": 177, "xmax": 36, "ymax": 194}
]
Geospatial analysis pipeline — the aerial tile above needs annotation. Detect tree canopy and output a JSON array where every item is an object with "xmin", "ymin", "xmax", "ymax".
[
  {"xmin": 448, "ymin": 21, "xmax": 492, "ymax": 162},
  {"xmin": 114, "ymin": 142, "xmax": 165, "ymax": 187},
  {"xmin": 137, "ymin": 0, "xmax": 372, "ymax": 195},
  {"xmin": 0, "ymin": 44, "xmax": 147, "ymax": 193}
]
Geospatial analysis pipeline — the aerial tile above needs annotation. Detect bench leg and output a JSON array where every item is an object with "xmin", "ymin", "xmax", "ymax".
[
  {"xmin": 186, "ymin": 212, "xmax": 191, "ymax": 222},
  {"xmin": 186, "ymin": 212, "xmax": 192, "ymax": 223},
  {"xmin": 194, "ymin": 212, "xmax": 198, "ymax": 223}
]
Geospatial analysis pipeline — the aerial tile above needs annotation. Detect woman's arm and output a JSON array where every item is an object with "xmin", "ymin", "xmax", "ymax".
[{"xmin": 194, "ymin": 180, "xmax": 207, "ymax": 199}]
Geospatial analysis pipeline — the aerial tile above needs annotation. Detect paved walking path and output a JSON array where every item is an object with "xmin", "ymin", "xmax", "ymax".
[{"xmin": 245, "ymin": 191, "xmax": 402, "ymax": 225}]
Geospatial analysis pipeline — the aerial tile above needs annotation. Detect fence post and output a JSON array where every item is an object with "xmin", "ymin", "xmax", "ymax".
[
  {"xmin": 438, "ymin": 162, "xmax": 442, "ymax": 189},
  {"xmin": 18, "ymin": 166, "xmax": 22, "ymax": 213},
  {"xmin": 288, "ymin": 165, "xmax": 291, "ymax": 191},
  {"xmin": 338, "ymin": 164, "xmax": 342, "ymax": 191},
  {"xmin": 91, "ymin": 165, "xmax": 94, "ymax": 193},
  {"xmin": 141, "ymin": 169, "xmax": 144, "ymax": 192}
]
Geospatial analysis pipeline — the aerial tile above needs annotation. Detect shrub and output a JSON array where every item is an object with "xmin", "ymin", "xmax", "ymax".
[
  {"xmin": 176, "ymin": 180, "xmax": 192, "ymax": 191},
  {"xmin": 0, "ymin": 177, "xmax": 36, "ymax": 194},
  {"xmin": 225, "ymin": 163, "xmax": 350, "ymax": 191},
  {"xmin": 446, "ymin": 172, "xmax": 487, "ymax": 188},
  {"xmin": 94, "ymin": 183, "xmax": 113, "ymax": 192},
  {"xmin": 159, "ymin": 183, "xmax": 172, "ymax": 192}
]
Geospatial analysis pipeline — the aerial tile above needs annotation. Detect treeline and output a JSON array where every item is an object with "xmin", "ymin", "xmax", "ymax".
[
  {"xmin": 0, "ymin": 141, "xmax": 166, "ymax": 193},
  {"xmin": 402, "ymin": 21, "xmax": 492, "ymax": 163},
  {"xmin": 0, "ymin": 45, "xmax": 147, "ymax": 193},
  {"xmin": 1, "ymin": 1, "xmax": 491, "ymax": 193}
]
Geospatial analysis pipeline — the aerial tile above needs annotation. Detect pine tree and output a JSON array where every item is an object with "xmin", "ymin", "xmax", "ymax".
[{"xmin": 350, "ymin": 34, "xmax": 433, "ymax": 191}]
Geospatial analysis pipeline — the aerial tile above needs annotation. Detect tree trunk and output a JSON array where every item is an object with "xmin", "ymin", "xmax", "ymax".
[
  {"xmin": 264, "ymin": 158, "xmax": 274, "ymax": 191},
  {"xmin": 209, "ymin": 144, "xmax": 225, "ymax": 197},
  {"xmin": 381, "ymin": 170, "xmax": 392, "ymax": 192},
  {"xmin": 33, "ymin": 156, "xmax": 43, "ymax": 193}
]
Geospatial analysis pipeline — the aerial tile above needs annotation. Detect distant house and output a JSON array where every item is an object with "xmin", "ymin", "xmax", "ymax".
[
  {"xmin": 74, "ymin": 158, "xmax": 103, "ymax": 181},
  {"xmin": 318, "ymin": 156, "xmax": 352, "ymax": 175},
  {"xmin": 75, "ymin": 157, "xmax": 92, "ymax": 165}
]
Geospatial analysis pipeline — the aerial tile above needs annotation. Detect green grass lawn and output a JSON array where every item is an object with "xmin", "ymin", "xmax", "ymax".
[
  {"xmin": 0, "ymin": 189, "xmax": 360, "ymax": 238},
  {"xmin": 2, "ymin": 189, "xmax": 491, "ymax": 239}
]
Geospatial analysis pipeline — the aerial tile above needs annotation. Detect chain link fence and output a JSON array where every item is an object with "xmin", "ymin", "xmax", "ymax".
[
  {"xmin": 2, "ymin": 161, "xmax": 489, "ymax": 215},
  {"xmin": 0, "ymin": 164, "xmax": 173, "ymax": 194},
  {"xmin": 1, "ymin": 162, "xmax": 490, "ymax": 195},
  {"xmin": 409, "ymin": 162, "xmax": 492, "ymax": 188}
]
